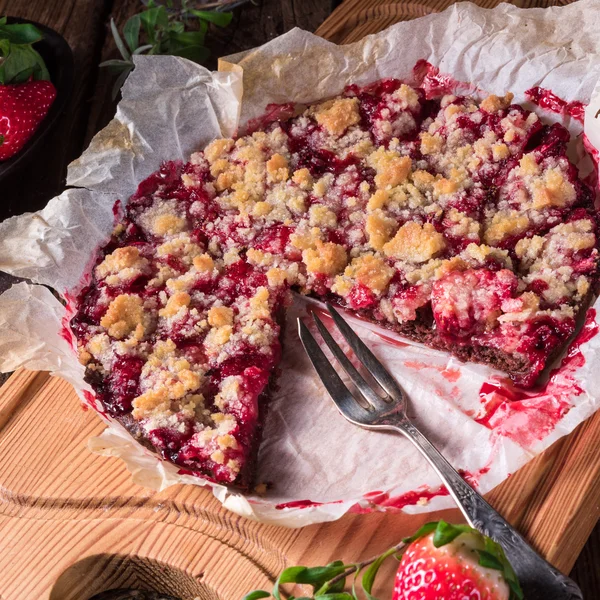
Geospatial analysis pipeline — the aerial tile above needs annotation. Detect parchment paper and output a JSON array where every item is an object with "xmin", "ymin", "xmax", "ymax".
[{"xmin": 1, "ymin": 0, "xmax": 600, "ymax": 527}]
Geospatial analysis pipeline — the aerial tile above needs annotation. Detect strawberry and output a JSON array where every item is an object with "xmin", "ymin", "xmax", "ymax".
[
  {"xmin": 392, "ymin": 521, "xmax": 523, "ymax": 600},
  {"xmin": 0, "ymin": 18, "xmax": 57, "ymax": 160},
  {"xmin": 0, "ymin": 80, "xmax": 56, "ymax": 160}
]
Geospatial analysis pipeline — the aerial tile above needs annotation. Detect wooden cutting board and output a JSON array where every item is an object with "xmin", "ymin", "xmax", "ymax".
[{"xmin": 1, "ymin": 1, "xmax": 598, "ymax": 599}]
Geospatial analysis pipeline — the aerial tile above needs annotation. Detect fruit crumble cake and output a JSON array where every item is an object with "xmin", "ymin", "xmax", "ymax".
[{"xmin": 71, "ymin": 80, "xmax": 599, "ymax": 486}]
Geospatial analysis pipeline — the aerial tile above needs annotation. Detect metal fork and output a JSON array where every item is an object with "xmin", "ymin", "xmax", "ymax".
[{"xmin": 298, "ymin": 304, "xmax": 583, "ymax": 600}]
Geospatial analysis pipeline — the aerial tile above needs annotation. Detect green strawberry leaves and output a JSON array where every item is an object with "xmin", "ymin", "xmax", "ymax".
[
  {"xmin": 403, "ymin": 520, "xmax": 524, "ymax": 600},
  {"xmin": 0, "ymin": 19, "xmax": 42, "ymax": 44},
  {"xmin": 476, "ymin": 536, "xmax": 523, "ymax": 600},
  {"xmin": 0, "ymin": 20, "xmax": 50, "ymax": 84}
]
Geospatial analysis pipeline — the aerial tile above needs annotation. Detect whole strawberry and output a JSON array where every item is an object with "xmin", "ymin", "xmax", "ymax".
[
  {"xmin": 0, "ymin": 80, "xmax": 56, "ymax": 160},
  {"xmin": 393, "ymin": 521, "xmax": 523, "ymax": 600},
  {"xmin": 0, "ymin": 18, "xmax": 57, "ymax": 161}
]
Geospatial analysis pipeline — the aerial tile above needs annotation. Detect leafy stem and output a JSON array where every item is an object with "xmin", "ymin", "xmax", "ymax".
[
  {"xmin": 327, "ymin": 541, "xmax": 407, "ymax": 592},
  {"xmin": 100, "ymin": 0, "xmax": 238, "ymax": 99},
  {"xmin": 242, "ymin": 541, "xmax": 408, "ymax": 600}
]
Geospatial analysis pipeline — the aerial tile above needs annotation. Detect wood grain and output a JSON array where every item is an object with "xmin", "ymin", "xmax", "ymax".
[
  {"xmin": 1, "ymin": 1, "xmax": 600, "ymax": 599},
  {"xmin": 1, "ymin": 358, "xmax": 600, "ymax": 599}
]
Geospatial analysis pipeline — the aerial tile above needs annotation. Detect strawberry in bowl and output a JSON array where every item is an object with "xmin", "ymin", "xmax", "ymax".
[{"xmin": 0, "ymin": 18, "xmax": 57, "ymax": 161}]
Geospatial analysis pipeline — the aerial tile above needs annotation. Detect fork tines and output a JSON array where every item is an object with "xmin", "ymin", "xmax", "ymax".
[{"xmin": 298, "ymin": 304, "xmax": 405, "ymax": 415}]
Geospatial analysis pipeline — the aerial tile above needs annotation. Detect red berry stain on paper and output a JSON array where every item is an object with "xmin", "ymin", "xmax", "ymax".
[
  {"xmin": 583, "ymin": 133, "xmax": 600, "ymax": 190},
  {"xmin": 373, "ymin": 331, "xmax": 409, "ymax": 348},
  {"xmin": 357, "ymin": 486, "xmax": 450, "ymax": 511},
  {"xmin": 476, "ymin": 309, "xmax": 598, "ymax": 448},
  {"xmin": 358, "ymin": 463, "xmax": 494, "ymax": 513},
  {"xmin": 525, "ymin": 86, "xmax": 585, "ymax": 123},
  {"xmin": 60, "ymin": 293, "xmax": 80, "ymax": 347},
  {"xmin": 403, "ymin": 360, "xmax": 461, "ymax": 383},
  {"xmin": 275, "ymin": 499, "xmax": 324, "ymax": 510}
]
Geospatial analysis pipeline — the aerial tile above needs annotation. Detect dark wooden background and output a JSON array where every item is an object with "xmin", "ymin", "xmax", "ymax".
[{"xmin": 0, "ymin": 0, "xmax": 597, "ymax": 595}]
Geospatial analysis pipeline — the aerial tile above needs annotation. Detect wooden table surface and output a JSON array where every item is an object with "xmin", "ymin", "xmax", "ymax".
[{"xmin": 0, "ymin": 0, "xmax": 598, "ymax": 597}]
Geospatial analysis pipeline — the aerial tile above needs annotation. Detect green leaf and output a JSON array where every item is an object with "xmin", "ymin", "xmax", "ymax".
[
  {"xmin": 99, "ymin": 58, "xmax": 133, "ymax": 68},
  {"xmin": 432, "ymin": 521, "xmax": 474, "ymax": 548},
  {"xmin": 477, "ymin": 537, "xmax": 523, "ymax": 600},
  {"xmin": 171, "ymin": 44, "xmax": 210, "ymax": 64},
  {"xmin": 476, "ymin": 549, "xmax": 504, "ymax": 571},
  {"xmin": 0, "ymin": 38, "xmax": 10, "ymax": 56},
  {"xmin": 168, "ymin": 30, "xmax": 207, "ymax": 47},
  {"xmin": 314, "ymin": 561, "xmax": 347, "ymax": 596},
  {"xmin": 0, "ymin": 134, "xmax": 4, "ymax": 146},
  {"xmin": 0, "ymin": 22, "xmax": 42, "ymax": 45},
  {"xmin": 0, "ymin": 43, "xmax": 49, "ymax": 83},
  {"xmin": 326, "ymin": 575, "xmax": 346, "ymax": 594},
  {"xmin": 99, "ymin": 58, "xmax": 133, "ymax": 75},
  {"xmin": 123, "ymin": 14, "xmax": 141, "ymax": 53},
  {"xmin": 272, "ymin": 563, "xmax": 349, "ymax": 600},
  {"xmin": 139, "ymin": 6, "xmax": 169, "ymax": 42},
  {"xmin": 242, "ymin": 591, "xmax": 271, "ymax": 600},
  {"xmin": 148, "ymin": 42, "xmax": 164, "ymax": 56},
  {"xmin": 111, "ymin": 64, "xmax": 133, "ymax": 100},
  {"xmin": 168, "ymin": 20, "xmax": 186, "ymax": 34},
  {"xmin": 402, "ymin": 521, "xmax": 439, "ymax": 545},
  {"xmin": 508, "ymin": 580, "xmax": 525, "ymax": 600},
  {"xmin": 273, "ymin": 566, "xmax": 306, "ymax": 600},
  {"xmin": 350, "ymin": 569, "xmax": 360, "ymax": 600},
  {"xmin": 110, "ymin": 18, "xmax": 131, "ymax": 61},
  {"xmin": 133, "ymin": 44, "xmax": 153, "ymax": 55},
  {"xmin": 361, "ymin": 546, "xmax": 397, "ymax": 600},
  {"xmin": 313, "ymin": 595, "xmax": 354, "ymax": 600},
  {"xmin": 190, "ymin": 10, "xmax": 233, "ymax": 27},
  {"xmin": 30, "ymin": 47, "xmax": 49, "ymax": 80}
]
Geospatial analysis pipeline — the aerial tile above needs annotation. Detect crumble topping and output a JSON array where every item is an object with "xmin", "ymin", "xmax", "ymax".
[
  {"xmin": 484, "ymin": 211, "xmax": 530, "ymax": 245},
  {"xmin": 336, "ymin": 254, "xmax": 395, "ymax": 295},
  {"xmin": 480, "ymin": 92, "xmax": 514, "ymax": 114},
  {"xmin": 100, "ymin": 294, "xmax": 150, "ymax": 340},
  {"xmin": 365, "ymin": 209, "xmax": 397, "ymax": 250},
  {"xmin": 96, "ymin": 247, "xmax": 150, "ymax": 285},
  {"xmin": 313, "ymin": 97, "xmax": 361, "ymax": 136},
  {"xmin": 72, "ymin": 78, "xmax": 599, "ymax": 485},
  {"xmin": 303, "ymin": 241, "xmax": 348, "ymax": 275},
  {"xmin": 383, "ymin": 222, "xmax": 446, "ymax": 263},
  {"xmin": 368, "ymin": 148, "xmax": 412, "ymax": 188}
]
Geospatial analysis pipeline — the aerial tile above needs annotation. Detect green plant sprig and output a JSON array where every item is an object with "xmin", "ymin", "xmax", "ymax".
[
  {"xmin": 242, "ymin": 540, "xmax": 408, "ymax": 600},
  {"xmin": 100, "ymin": 0, "xmax": 234, "ymax": 99},
  {"xmin": 242, "ymin": 521, "xmax": 524, "ymax": 600}
]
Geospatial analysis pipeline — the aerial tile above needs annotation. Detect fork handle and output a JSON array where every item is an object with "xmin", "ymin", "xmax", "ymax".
[{"xmin": 392, "ymin": 419, "xmax": 583, "ymax": 600}]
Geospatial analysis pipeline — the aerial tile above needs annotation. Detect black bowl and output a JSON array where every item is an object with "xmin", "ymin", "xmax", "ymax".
[{"xmin": 0, "ymin": 17, "xmax": 74, "ymax": 178}]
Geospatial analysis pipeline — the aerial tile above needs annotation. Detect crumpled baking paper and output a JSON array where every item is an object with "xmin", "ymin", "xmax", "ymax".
[{"xmin": 1, "ymin": 1, "xmax": 600, "ymax": 527}]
